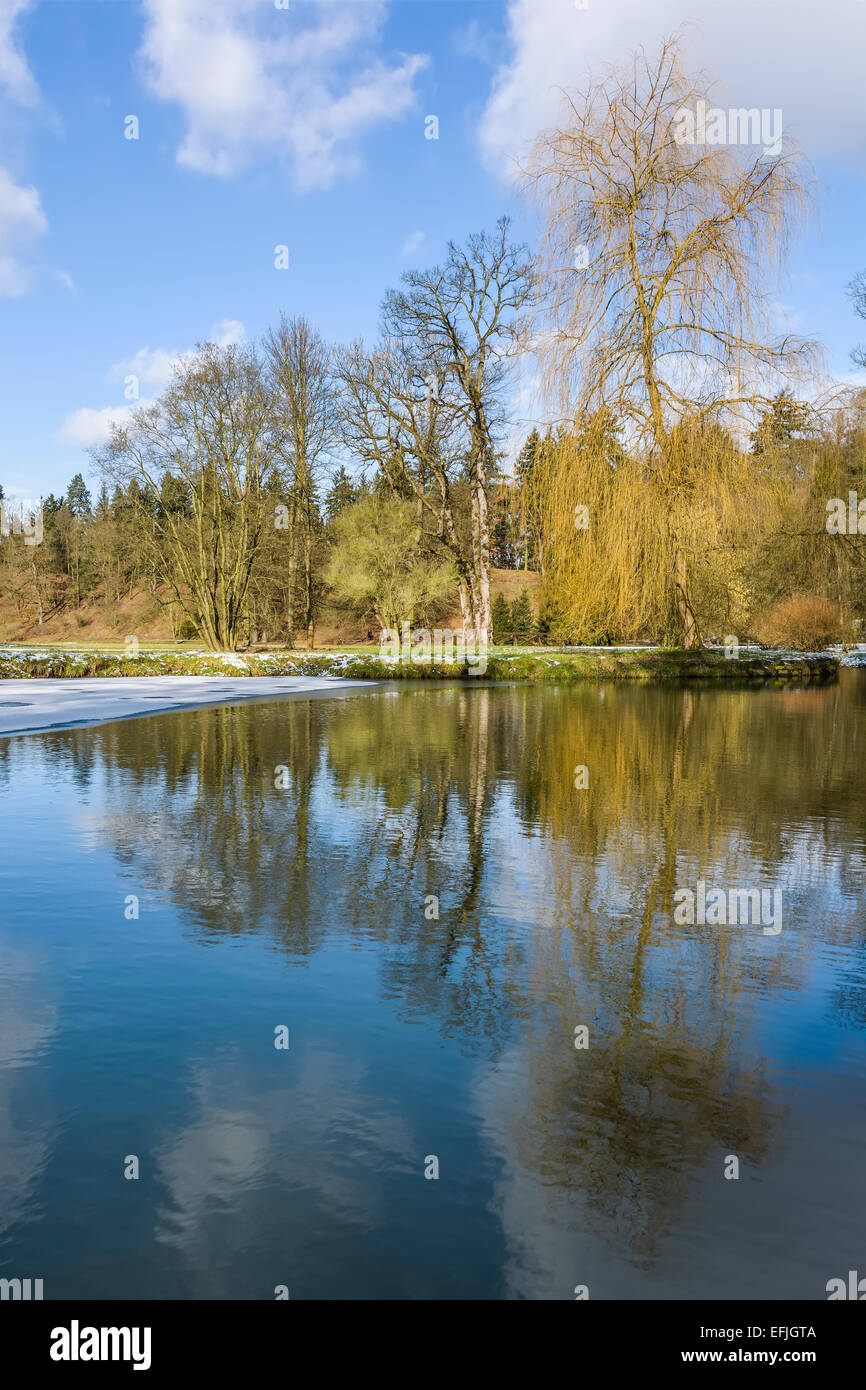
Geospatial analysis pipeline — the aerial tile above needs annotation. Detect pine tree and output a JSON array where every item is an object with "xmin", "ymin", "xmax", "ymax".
[
  {"xmin": 66, "ymin": 473, "xmax": 92, "ymax": 516},
  {"xmin": 491, "ymin": 591, "xmax": 512, "ymax": 643},
  {"xmin": 510, "ymin": 587, "xmax": 534, "ymax": 642},
  {"xmin": 750, "ymin": 392, "xmax": 810, "ymax": 455},
  {"xmin": 515, "ymin": 429, "xmax": 540, "ymax": 569},
  {"xmin": 325, "ymin": 466, "xmax": 360, "ymax": 520},
  {"xmin": 515, "ymin": 429, "xmax": 540, "ymax": 484}
]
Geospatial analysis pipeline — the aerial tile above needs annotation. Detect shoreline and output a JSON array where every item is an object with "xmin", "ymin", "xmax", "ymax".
[
  {"xmin": 0, "ymin": 646, "xmax": 842, "ymax": 688},
  {"xmin": 0, "ymin": 648, "xmax": 844, "ymax": 738}
]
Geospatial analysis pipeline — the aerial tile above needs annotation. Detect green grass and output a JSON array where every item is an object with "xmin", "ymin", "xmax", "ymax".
[{"xmin": 0, "ymin": 643, "xmax": 839, "ymax": 684}]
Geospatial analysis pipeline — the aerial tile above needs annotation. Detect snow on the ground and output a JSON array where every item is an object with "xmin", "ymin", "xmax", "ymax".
[
  {"xmin": 0, "ymin": 675, "xmax": 376, "ymax": 738},
  {"xmin": 833, "ymin": 644, "xmax": 866, "ymax": 666}
]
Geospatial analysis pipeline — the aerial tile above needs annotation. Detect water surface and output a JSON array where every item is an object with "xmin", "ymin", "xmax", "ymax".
[{"xmin": 1, "ymin": 677, "xmax": 865, "ymax": 1299}]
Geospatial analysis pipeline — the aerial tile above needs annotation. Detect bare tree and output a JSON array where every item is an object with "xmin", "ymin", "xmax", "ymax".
[
  {"xmin": 337, "ymin": 220, "xmax": 532, "ymax": 642},
  {"xmin": 524, "ymin": 35, "xmax": 820, "ymax": 646},
  {"xmin": 334, "ymin": 335, "xmax": 478, "ymax": 631},
  {"xmin": 265, "ymin": 315, "xmax": 336, "ymax": 650},
  {"xmin": 94, "ymin": 342, "xmax": 276, "ymax": 650},
  {"xmin": 848, "ymin": 270, "xmax": 866, "ymax": 370}
]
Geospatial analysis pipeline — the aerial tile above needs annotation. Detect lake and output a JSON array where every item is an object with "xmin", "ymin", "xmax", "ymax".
[{"xmin": 1, "ymin": 676, "xmax": 865, "ymax": 1299}]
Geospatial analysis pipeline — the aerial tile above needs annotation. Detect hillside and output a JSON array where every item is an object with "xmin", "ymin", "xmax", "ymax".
[{"xmin": 0, "ymin": 569, "xmax": 543, "ymax": 648}]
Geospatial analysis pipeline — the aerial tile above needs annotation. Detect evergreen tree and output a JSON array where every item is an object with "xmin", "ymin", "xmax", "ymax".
[
  {"xmin": 491, "ymin": 591, "xmax": 512, "ymax": 642},
  {"xmin": 490, "ymin": 509, "xmax": 513, "ymax": 568},
  {"xmin": 324, "ymin": 466, "xmax": 360, "ymax": 520},
  {"xmin": 750, "ymin": 392, "xmax": 810, "ymax": 455},
  {"xmin": 66, "ymin": 473, "xmax": 92, "ymax": 516},
  {"xmin": 515, "ymin": 429, "xmax": 540, "ymax": 568},
  {"xmin": 157, "ymin": 472, "xmax": 193, "ymax": 518},
  {"xmin": 510, "ymin": 587, "xmax": 535, "ymax": 641},
  {"xmin": 515, "ymin": 429, "xmax": 540, "ymax": 484}
]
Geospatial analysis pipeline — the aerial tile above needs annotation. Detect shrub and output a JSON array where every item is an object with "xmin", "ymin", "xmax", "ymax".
[
  {"xmin": 753, "ymin": 594, "xmax": 842, "ymax": 651},
  {"xmin": 324, "ymin": 492, "xmax": 455, "ymax": 631}
]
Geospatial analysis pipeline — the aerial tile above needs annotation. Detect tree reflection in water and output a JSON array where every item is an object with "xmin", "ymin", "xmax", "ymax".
[{"xmin": 29, "ymin": 676, "xmax": 864, "ymax": 1281}]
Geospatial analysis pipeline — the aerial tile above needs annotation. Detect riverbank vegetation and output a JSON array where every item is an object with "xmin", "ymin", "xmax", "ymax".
[{"xmin": 0, "ymin": 644, "xmax": 839, "ymax": 686}]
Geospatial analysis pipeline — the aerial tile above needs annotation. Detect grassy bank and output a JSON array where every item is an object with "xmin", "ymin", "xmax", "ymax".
[{"xmin": 0, "ymin": 645, "xmax": 839, "ymax": 684}]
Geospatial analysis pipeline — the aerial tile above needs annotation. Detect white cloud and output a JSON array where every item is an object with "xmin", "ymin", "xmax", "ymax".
[
  {"xmin": 58, "ymin": 404, "xmax": 140, "ymax": 449},
  {"xmin": 400, "ymin": 229, "xmax": 425, "ymax": 258},
  {"xmin": 209, "ymin": 317, "xmax": 246, "ymax": 347},
  {"xmin": 106, "ymin": 321, "xmax": 247, "ymax": 390},
  {"xmin": 61, "ymin": 320, "xmax": 249, "ymax": 448},
  {"xmin": 107, "ymin": 345, "xmax": 183, "ymax": 392},
  {"xmin": 0, "ymin": 0, "xmax": 38, "ymax": 106},
  {"xmin": 480, "ymin": 0, "xmax": 866, "ymax": 179},
  {"xmin": 0, "ymin": 2, "xmax": 45, "ymax": 295},
  {"xmin": 0, "ymin": 164, "xmax": 46, "ymax": 296},
  {"xmin": 139, "ymin": 0, "xmax": 428, "ymax": 191}
]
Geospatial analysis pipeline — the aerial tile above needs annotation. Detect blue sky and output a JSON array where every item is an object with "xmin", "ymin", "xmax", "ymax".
[{"xmin": 1, "ymin": 0, "xmax": 864, "ymax": 501}]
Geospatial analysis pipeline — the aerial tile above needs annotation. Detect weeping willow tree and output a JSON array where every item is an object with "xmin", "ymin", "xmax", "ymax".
[
  {"xmin": 534, "ymin": 413, "xmax": 794, "ymax": 642},
  {"xmin": 523, "ymin": 35, "xmax": 821, "ymax": 646}
]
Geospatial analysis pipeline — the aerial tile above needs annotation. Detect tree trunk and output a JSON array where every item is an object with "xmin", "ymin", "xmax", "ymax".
[
  {"xmin": 675, "ymin": 545, "xmax": 700, "ymax": 648},
  {"xmin": 303, "ymin": 513, "xmax": 314, "ymax": 651},
  {"xmin": 30, "ymin": 561, "xmax": 43, "ymax": 626},
  {"xmin": 470, "ymin": 449, "xmax": 492, "ymax": 644},
  {"xmin": 286, "ymin": 495, "xmax": 297, "ymax": 648}
]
